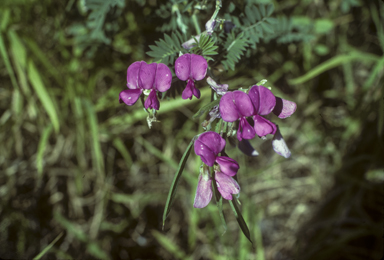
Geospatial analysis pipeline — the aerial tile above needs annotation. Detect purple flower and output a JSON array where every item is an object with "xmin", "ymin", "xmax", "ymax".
[
  {"xmin": 193, "ymin": 168, "xmax": 240, "ymax": 208},
  {"xmin": 175, "ymin": 54, "xmax": 208, "ymax": 100},
  {"xmin": 248, "ymin": 85, "xmax": 277, "ymax": 137},
  {"xmin": 215, "ymin": 171, "xmax": 240, "ymax": 200},
  {"xmin": 219, "ymin": 91, "xmax": 256, "ymax": 141},
  {"xmin": 272, "ymin": 97, "xmax": 297, "ymax": 119},
  {"xmin": 194, "ymin": 166, "xmax": 213, "ymax": 208},
  {"xmin": 182, "ymin": 35, "xmax": 201, "ymax": 50},
  {"xmin": 119, "ymin": 61, "xmax": 172, "ymax": 110},
  {"xmin": 205, "ymin": 20, "xmax": 217, "ymax": 35},
  {"xmin": 215, "ymin": 156, "xmax": 239, "ymax": 176},
  {"xmin": 206, "ymin": 77, "xmax": 228, "ymax": 96},
  {"xmin": 194, "ymin": 131, "xmax": 226, "ymax": 167},
  {"xmin": 272, "ymin": 125, "xmax": 291, "ymax": 158}
]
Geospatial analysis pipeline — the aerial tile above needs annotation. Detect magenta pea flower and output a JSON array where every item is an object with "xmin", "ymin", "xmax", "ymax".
[
  {"xmin": 119, "ymin": 61, "xmax": 172, "ymax": 110},
  {"xmin": 193, "ymin": 131, "xmax": 241, "ymax": 208},
  {"xmin": 175, "ymin": 54, "xmax": 208, "ymax": 100},
  {"xmin": 272, "ymin": 125, "xmax": 291, "ymax": 158},
  {"xmin": 248, "ymin": 85, "xmax": 278, "ymax": 137},
  {"xmin": 194, "ymin": 131, "xmax": 226, "ymax": 167},
  {"xmin": 272, "ymin": 97, "xmax": 297, "ymax": 119},
  {"xmin": 219, "ymin": 90, "xmax": 256, "ymax": 141}
]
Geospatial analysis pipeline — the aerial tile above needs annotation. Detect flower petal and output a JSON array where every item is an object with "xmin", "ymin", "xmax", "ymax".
[
  {"xmin": 193, "ymin": 172, "xmax": 213, "ymax": 208},
  {"xmin": 190, "ymin": 54, "xmax": 208, "ymax": 81},
  {"xmin": 216, "ymin": 156, "xmax": 239, "ymax": 177},
  {"xmin": 193, "ymin": 86, "xmax": 201, "ymax": 99},
  {"xmin": 144, "ymin": 90, "xmax": 160, "ymax": 110},
  {"xmin": 238, "ymin": 139, "xmax": 259, "ymax": 157},
  {"xmin": 182, "ymin": 35, "xmax": 200, "ymax": 50},
  {"xmin": 272, "ymin": 97, "xmax": 297, "ymax": 119},
  {"xmin": 248, "ymin": 85, "xmax": 276, "ymax": 115},
  {"xmin": 215, "ymin": 171, "xmax": 240, "ymax": 200},
  {"xmin": 219, "ymin": 92, "xmax": 239, "ymax": 122},
  {"xmin": 194, "ymin": 140, "xmax": 216, "ymax": 167},
  {"xmin": 139, "ymin": 63, "xmax": 157, "ymax": 89},
  {"xmin": 119, "ymin": 89, "xmax": 142, "ymax": 106},
  {"xmin": 182, "ymin": 79, "xmax": 194, "ymax": 100},
  {"xmin": 238, "ymin": 117, "xmax": 256, "ymax": 141},
  {"xmin": 175, "ymin": 54, "xmax": 191, "ymax": 81},
  {"xmin": 272, "ymin": 126, "xmax": 291, "ymax": 158},
  {"xmin": 197, "ymin": 131, "xmax": 226, "ymax": 155},
  {"xmin": 253, "ymin": 115, "xmax": 277, "ymax": 137},
  {"xmin": 155, "ymin": 63, "xmax": 172, "ymax": 92},
  {"xmin": 233, "ymin": 91, "xmax": 254, "ymax": 117},
  {"xmin": 127, "ymin": 61, "xmax": 145, "ymax": 89}
]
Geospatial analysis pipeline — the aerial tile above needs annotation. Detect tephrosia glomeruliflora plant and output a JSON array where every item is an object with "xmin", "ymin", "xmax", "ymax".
[{"xmin": 119, "ymin": 0, "xmax": 297, "ymax": 243}]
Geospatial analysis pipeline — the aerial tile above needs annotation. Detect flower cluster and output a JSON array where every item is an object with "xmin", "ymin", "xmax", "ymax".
[
  {"xmin": 120, "ymin": 54, "xmax": 207, "ymax": 111},
  {"xmin": 219, "ymin": 85, "xmax": 296, "ymax": 158},
  {"xmin": 193, "ymin": 131, "xmax": 240, "ymax": 208}
]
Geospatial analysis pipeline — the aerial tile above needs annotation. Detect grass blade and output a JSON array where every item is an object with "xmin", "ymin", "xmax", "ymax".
[
  {"xmin": 33, "ymin": 232, "xmax": 63, "ymax": 260},
  {"xmin": 162, "ymin": 136, "xmax": 196, "ymax": 229},
  {"xmin": 288, "ymin": 52, "xmax": 380, "ymax": 85},
  {"xmin": 0, "ymin": 32, "xmax": 19, "ymax": 90},
  {"xmin": 36, "ymin": 124, "xmax": 53, "ymax": 178},
  {"xmin": 84, "ymin": 99, "xmax": 104, "ymax": 177},
  {"xmin": 28, "ymin": 60, "xmax": 60, "ymax": 132}
]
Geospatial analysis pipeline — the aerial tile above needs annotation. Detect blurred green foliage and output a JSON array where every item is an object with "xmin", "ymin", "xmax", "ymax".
[{"xmin": 0, "ymin": 0, "xmax": 383, "ymax": 259}]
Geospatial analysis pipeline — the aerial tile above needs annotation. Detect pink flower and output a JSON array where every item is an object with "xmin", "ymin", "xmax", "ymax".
[
  {"xmin": 175, "ymin": 54, "xmax": 207, "ymax": 100},
  {"xmin": 119, "ymin": 61, "xmax": 172, "ymax": 110}
]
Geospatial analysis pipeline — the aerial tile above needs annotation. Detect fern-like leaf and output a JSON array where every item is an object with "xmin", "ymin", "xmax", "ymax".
[
  {"xmin": 147, "ymin": 32, "xmax": 187, "ymax": 65},
  {"xmin": 221, "ymin": 32, "xmax": 248, "ymax": 71},
  {"xmin": 190, "ymin": 34, "xmax": 219, "ymax": 61}
]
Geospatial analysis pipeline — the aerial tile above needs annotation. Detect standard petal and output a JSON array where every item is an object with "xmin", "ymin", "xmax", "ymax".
[
  {"xmin": 219, "ymin": 92, "xmax": 239, "ymax": 122},
  {"xmin": 272, "ymin": 97, "xmax": 297, "ymax": 119},
  {"xmin": 127, "ymin": 61, "xmax": 145, "ymax": 89},
  {"xmin": 215, "ymin": 171, "xmax": 240, "ymax": 200},
  {"xmin": 175, "ymin": 53, "xmax": 191, "ymax": 81},
  {"xmin": 248, "ymin": 85, "xmax": 276, "ymax": 115},
  {"xmin": 119, "ymin": 89, "xmax": 142, "ymax": 106},
  {"xmin": 190, "ymin": 54, "xmax": 208, "ymax": 81},
  {"xmin": 182, "ymin": 79, "xmax": 194, "ymax": 100},
  {"xmin": 239, "ymin": 117, "xmax": 256, "ymax": 140},
  {"xmin": 139, "ymin": 63, "xmax": 157, "ymax": 89},
  {"xmin": 194, "ymin": 140, "xmax": 216, "ymax": 167},
  {"xmin": 144, "ymin": 90, "xmax": 160, "ymax": 110},
  {"xmin": 233, "ymin": 91, "xmax": 254, "ymax": 117},
  {"xmin": 238, "ymin": 139, "xmax": 259, "ymax": 157},
  {"xmin": 197, "ymin": 131, "xmax": 226, "ymax": 155},
  {"xmin": 193, "ymin": 173, "xmax": 213, "ymax": 208},
  {"xmin": 155, "ymin": 63, "xmax": 172, "ymax": 92},
  {"xmin": 215, "ymin": 156, "xmax": 239, "ymax": 177},
  {"xmin": 253, "ymin": 115, "xmax": 277, "ymax": 137},
  {"xmin": 272, "ymin": 126, "xmax": 291, "ymax": 158}
]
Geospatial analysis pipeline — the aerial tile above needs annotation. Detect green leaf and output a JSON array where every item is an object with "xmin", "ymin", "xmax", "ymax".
[
  {"xmin": 229, "ymin": 198, "xmax": 253, "ymax": 244},
  {"xmin": 84, "ymin": 99, "xmax": 104, "ymax": 177},
  {"xmin": 36, "ymin": 124, "xmax": 53, "ymax": 178},
  {"xmin": 28, "ymin": 60, "xmax": 60, "ymax": 133},
  {"xmin": 289, "ymin": 52, "xmax": 380, "ymax": 85},
  {"xmin": 192, "ymin": 99, "xmax": 220, "ymax": 119},
  {"xmin": 152, "ymin": 230, "xmax": 190, "ymax": 260},
  {"xmin": 162, "ymin": 137, "xmax": 196, "ymax": 229}
]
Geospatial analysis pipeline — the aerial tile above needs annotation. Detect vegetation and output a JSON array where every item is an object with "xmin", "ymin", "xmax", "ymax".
[{"xmin": 0, "ymin": 0, "xmax": 383, "ymax": 259}]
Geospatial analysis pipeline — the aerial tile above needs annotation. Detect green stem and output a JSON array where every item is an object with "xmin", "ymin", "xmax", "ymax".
[{"xmin": 191, "ymin": 13, "xmax": 201, "ymax": 35}]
